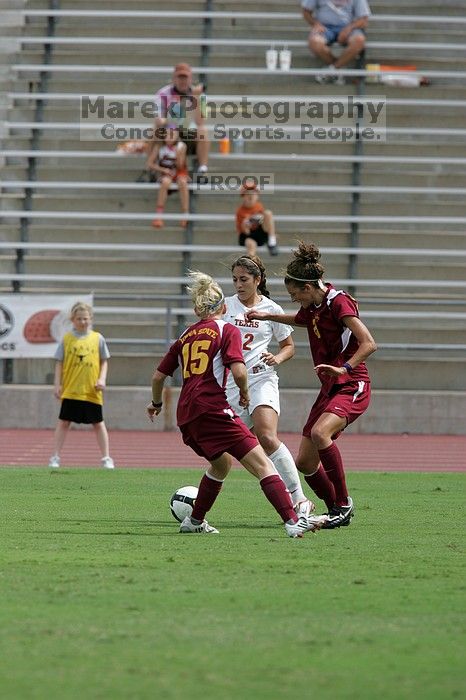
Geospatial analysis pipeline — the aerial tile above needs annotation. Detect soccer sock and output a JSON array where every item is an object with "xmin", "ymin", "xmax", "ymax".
[
  {"xmin": 191, "ymin": 471, "xmax": 223, "ymax": 522},
  {"xmin": 269, "ymin": 442, "xmax": 305, "ymax": 506},
  {"xmin": 260, "ymin": 474, "xmax": 297, "ymax": 524},
  {"xmin": 304, "ymin": 466, "xmax": 336, "ymax": 511},
  {"xmin": 268, "ymin": 234, "xmax": 277, "ymax": 246},
  {"xmin": 318, "ymin": 443, "xmax": 348, "ymax": 507}
]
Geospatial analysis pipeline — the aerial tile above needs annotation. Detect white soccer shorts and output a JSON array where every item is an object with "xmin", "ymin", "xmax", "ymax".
[{"xmin": 226, "ymin": 372, "xmax": 280, "ymax": 429}]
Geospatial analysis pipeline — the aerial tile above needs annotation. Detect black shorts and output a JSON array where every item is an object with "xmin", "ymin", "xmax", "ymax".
[
  {"xmin": 239, "ymin": 226, "xmax": 269, "ymax": 248},
  {"xmin": 59, "ymin": 399, "xmax": 103, "ymax": 424},
  {"xmin": 178, "ymin": 127, "xmax": 198, "ymax": 156}
]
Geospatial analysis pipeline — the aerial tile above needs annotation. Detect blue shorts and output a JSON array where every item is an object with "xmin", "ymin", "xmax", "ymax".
[{"xmin": 312, "ymin": 23, "xmax": 365, "ymax": 45}]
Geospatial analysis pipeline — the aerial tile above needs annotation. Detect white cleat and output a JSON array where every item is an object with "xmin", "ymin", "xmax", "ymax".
[
  {"xmin": 179, "ymin": 516, "xmax": 219, "ymax": 534},
  {"xmin": 294, "ymin": 499, "xmax": 316, "ymax": 518},
  {"xmin": 285, "ymin": 514, "xmax": 327, "ymax": 538},
  {"xmin": 48, "ymin": 455, "xmax": 60, "ymax": 468},
  {"xmin": 101, "ymin": 457, "xmax": 115, "ymax": 469}
]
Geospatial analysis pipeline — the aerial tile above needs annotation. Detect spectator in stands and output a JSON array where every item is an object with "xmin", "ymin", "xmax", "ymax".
[
  {"xmin": 225, "ymin": 253, "xmax": 315, "ymax": 518},
  {"xmin": 147, "ymin": 62, "xmax": 209, "ymax": 174},
  {"xmin": 236, "ymin": 180, "xmax": 278, "ymax": 256},
  {"xmin": 146, "ymin": 270, "xmax": 325, "ymax": 537},
  {"xmin": 301, "ymin": 0, "xmax": 371, "ymax": 84},
  {"xmin": 146, "ymin": 123, "xmax": 190, "ymax": 229},
  {"xmin": 49, "ymin": 302, "xmax": 115, "ymax": 470},
  {"xmin": 244, "ymin": 241, "xmax": 377, "ymax": 529}
]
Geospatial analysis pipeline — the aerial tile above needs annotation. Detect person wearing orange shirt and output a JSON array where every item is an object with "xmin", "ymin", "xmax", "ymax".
[{"xmin": 235, "ymin": 180, "xmax": 278, "ymax": 256}]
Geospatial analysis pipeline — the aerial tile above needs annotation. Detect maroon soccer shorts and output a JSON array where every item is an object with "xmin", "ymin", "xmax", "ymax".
[
  {"xmin": 180, "ymin": 408, "xmax": 259, "ymax": 462},
  {"xmin": 303, "ymin": 380, "xmax": 371, "ymax": 439}
]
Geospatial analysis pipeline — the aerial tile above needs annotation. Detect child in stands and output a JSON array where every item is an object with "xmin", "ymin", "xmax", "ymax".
[
  {"xmin": 236, "ymin": 180, "xmax": 278, "ymax": 256},
  {"xmin": 147, "ymin": 123, "xmax": 190, "ymax": 229}
]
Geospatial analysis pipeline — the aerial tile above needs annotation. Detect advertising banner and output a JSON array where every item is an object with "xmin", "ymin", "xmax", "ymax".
[{"xmin": 0, "ymin": 294, "xmax": 93, "ymax": 358}]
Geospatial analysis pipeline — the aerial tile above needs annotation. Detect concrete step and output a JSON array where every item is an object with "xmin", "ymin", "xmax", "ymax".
[
  {"xmin": 9, "ymin": 352, "xmax": 464, "ymax": 392},
  {"xmin": 22, "ymin": 255, "xmax": 183, "ymax": 277}
]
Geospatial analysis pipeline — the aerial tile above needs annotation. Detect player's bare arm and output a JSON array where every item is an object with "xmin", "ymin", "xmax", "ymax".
[
  {"xmin": 261, "ymin": 336, "xmax": 295, "ymax": 367},
  {"xmin": 147, "ymin": 369, "xmax": 167, "ymax": 421},
  {"xmin": 244, "ymin": 309, "xmax": 297, "ymax": 326},
  {"xmin": 230, "ymin": 361, "xmax": 250, "ymax": 407}
]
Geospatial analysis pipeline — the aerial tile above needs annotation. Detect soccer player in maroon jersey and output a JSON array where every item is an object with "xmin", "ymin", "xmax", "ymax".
[
  {"xmin": 244, "ymin": 242, "xmax": 377, "ymax": 528},
  {"xmin": 146, "ymin": 270, "xmax": 326, "ymax": 537}
]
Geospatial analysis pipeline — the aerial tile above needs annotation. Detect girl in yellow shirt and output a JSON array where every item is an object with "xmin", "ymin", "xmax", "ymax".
[{"xmin": 49, "ymin": 302, "xmax": 115, "ymax": 469}]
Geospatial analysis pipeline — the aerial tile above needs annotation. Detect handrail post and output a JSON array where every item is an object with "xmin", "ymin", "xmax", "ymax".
[
  {"xmin": 177, "ymin": 0, "xmax": 213, "ymax": 346},
  {"xmin": 348, "ymin": 48, "xmax": 366, "ymax": 297},
  {"xmin": 4, "ymin": 0, "xmax": 59, "ymax": 383}
]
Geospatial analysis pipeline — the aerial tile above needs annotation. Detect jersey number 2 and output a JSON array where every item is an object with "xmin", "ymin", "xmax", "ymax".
[
  {"xmin": 243, "ymin": 333, "xmax": 254, "ymax": 351},
  {"xmin": 182, "ymin": 340, "xmax": 211, "ymax": 378}
]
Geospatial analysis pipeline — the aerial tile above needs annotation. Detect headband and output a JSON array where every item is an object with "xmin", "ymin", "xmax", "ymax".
[
  {"xmin": 205, "ymin": 293, "xmax": 225, "ymax": 313},
  {"xmin": 236, "ymin": 257, "xmax": 262, "ymax": 275},
  {"xmin": 285, "ymin": 273, "xmax": 321, "ymax": 283}
]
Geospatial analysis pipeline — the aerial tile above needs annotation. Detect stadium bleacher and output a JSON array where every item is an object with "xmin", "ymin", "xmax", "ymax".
[{"xmin": 1, "ymin": 0, "xmax": 465, "ymax": 432}]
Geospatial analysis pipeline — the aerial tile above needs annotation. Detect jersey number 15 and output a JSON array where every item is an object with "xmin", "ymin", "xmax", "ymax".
[{"xmin": 182, "ymin": 340, "xmax": 211, "ymax": 378}]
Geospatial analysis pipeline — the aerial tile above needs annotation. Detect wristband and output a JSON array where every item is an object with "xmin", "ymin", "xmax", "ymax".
[
  {"xmin": 342, "ymin": 362, "xmax": 353, "ymax": 374},
  {"xmin": 151, "ymin": 400, "xmax": 163, "ymax": 408}
]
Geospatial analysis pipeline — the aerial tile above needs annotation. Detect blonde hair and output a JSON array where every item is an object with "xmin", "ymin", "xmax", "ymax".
[
  {"xmin": 70, "ymin": 301, "xmax": 93, "ymax": 319},
  {"xmin": 187, "ymin": 270, "xmax": 224, "ymax": 319}
]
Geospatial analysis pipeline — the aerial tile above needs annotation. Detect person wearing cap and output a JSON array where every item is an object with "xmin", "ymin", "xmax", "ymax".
[
  {"xmin": 147, "ymin": 62, "xmax": 209, "ymax": 174},
  {"xmin": 146, "ymin": 123, "xmax": 190, "ymax": 229},
  {"xmin": 235, "ymin": 180, "xmax": 278, "ymax": 256}
]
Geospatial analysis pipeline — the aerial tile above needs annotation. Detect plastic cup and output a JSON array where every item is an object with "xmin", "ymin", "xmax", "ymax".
[
  {"xmin": 266, "ymin": 48, "xmax": 278, "ymax": 70},
  {"xmin": 279, "ymin": 49, "xmax": 292, "ymax": 71}
]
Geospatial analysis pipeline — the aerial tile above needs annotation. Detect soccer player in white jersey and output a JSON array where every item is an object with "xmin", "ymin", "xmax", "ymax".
[{"xmin": 224, "ymin": 255, "xmax": 314, "ymax": 517}]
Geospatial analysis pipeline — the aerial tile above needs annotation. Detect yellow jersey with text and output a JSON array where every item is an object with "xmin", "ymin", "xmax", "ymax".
[{"xmin": 61, "ymin": 330, "xmax": 104, "ymax": 405}]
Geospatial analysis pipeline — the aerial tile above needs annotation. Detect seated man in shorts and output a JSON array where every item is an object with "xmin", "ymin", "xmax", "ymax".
[
  {"xmin": 236, "ymin": 180, "xmax": 278, "ymax": 257},
  {"xmin": 147, "ymin": 62, "xmax": 209, "ymax": 173},
  {"xmin": 301, "ymin": 0, "xmax": 371, "ymax": 84}
]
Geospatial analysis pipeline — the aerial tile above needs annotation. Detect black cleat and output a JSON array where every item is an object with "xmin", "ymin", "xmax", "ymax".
[
  {"xmin": 321, "ymin": 497, "xmax": 354, "ymax": 529},
  {"xmin": 268, "ymin": 244, "xmax": 279, "ymax": 256}
]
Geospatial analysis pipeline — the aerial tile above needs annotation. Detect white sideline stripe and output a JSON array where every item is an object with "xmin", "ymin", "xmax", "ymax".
[
  {"xmin": 1, "ymin": 273, "xmax": 465, "ymax": 289},
  {"xmin": 2, "ymin": 210, "xmax": 466, "ymax": 224},
  {"xmin": 16, "ymin": 37, "xmax": 466, "ymax": 51},
  {"xmin": 11, "ymin": 64, "xmax": 466, "ymax": 79},
  {"xmin": 3, "ymin": 181, "xmax": 466, "ymax": 196},
  {"xmin": 21, "ymin": 10, "xmax": 466, "ymax": 23},
  {"xmin": 4, "ymin": 122, "xmax": 466, "ymax": 137},
  {"xmin": 2, "ymin": 150, "xmax": 466, "ymax": 165},
  {"xmin": 1, "ymin": 242, "xmax": 465, "ymax": 258},
  {"xmin": 8, "ymin": 93, "xmax": 466, "ymax": 109}
]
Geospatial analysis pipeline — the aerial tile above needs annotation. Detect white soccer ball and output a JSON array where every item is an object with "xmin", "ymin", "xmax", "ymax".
[{"xmin": 170, "ymin": 485, "xmax": 198, "ymax": 522}]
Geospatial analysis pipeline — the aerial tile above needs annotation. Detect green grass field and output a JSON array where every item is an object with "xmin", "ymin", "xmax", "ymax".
[{"xmin": 0, "ymin": 468, "xmax": 464, "ymax": 700}]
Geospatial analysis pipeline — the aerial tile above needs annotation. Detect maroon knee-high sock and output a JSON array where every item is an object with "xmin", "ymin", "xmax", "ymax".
[
  {"xmin": 318, "ymin": 443, "xmax": 348, "ymax": 507},
  {"xmin": 260, "ymin": 474, "xmax": 297, "ymax": 523},
  {"xmin": 191, "ymin": 472, "xmax": 223, "ymax": 521},
  {"xmin": 304, "ymin": 466, "xmax": 336, "ymax": 511}
]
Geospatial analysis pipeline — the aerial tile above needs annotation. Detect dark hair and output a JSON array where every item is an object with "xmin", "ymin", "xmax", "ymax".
[
  {"xmin": 284, "ymin": 241, "xmax": 325, "ymax": 288},
  {"xmin": 231, "ymin": 255, "xmax": 271, "ymax": 298}
]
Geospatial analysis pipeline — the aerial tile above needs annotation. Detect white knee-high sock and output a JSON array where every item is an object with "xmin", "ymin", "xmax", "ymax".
[{"xmin": 268, "ymin": 442, "xmax": 305, "ymax": 505}]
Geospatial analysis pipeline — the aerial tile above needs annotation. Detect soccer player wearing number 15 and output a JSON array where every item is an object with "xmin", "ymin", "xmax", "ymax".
[{"xmin": 146, "ymin": 270, "xmax": 326, "ymax": 537}]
